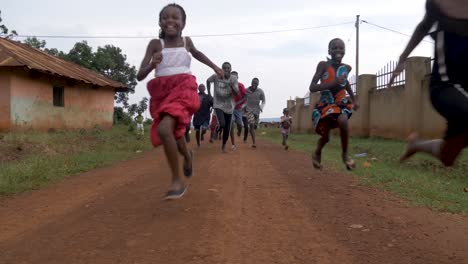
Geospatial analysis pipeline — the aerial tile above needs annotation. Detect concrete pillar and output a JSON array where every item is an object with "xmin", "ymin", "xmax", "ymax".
[
  {"xmin": 354, "ymin": 74, "xmax": 376, "ymax": 137},
  {"xmin": 295, "ymin": 97, "xmax": 304, "ymax": 133},
  {"xmin": 309, "ymin": 92, "xmax": 320, "ymax": 108},
  {"xmin": 287, "ymin": 99, "xmax": 295, "ymax": 111},
  {"xmin": 403, "ymin": 57, "xmax": 431, "ymax": 136}
]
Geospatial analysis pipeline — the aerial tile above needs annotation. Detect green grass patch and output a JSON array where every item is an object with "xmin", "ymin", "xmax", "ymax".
[
  {"xmin": 259, "ymin": 128, "xmax": 468, "ymax": 214},
  {"xmin": 0, "ymin": 125, "xmax": 152, "ymax": 196}
]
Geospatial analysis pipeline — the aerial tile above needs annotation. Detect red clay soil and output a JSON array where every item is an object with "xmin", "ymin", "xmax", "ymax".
[{"xmin": 0, "ymin": 140, "xmax": 467, "ymax": 264}]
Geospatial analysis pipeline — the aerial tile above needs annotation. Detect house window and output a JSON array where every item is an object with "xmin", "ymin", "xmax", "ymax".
[{"xmin": 53, "ymin": 86, "xmax": 64, "ymax": 107}]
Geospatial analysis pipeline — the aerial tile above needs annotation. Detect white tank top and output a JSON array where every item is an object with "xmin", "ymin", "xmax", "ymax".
[{"xmin": 154, "ymin": 37, "xmax": 192, "ymax": 77}]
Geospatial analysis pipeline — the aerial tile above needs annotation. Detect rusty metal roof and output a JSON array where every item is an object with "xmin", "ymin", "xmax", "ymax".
[{"xmin": 0, "ymin": 38, "xmax": 127, "ymax": 90}]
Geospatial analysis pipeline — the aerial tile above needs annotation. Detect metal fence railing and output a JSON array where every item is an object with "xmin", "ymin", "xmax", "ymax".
[{"xmin": 375, "ymin": 60, "xmax": 405, "ymax": 90}]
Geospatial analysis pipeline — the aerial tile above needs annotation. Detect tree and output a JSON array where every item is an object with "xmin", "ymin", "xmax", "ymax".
[
  {"xmin": 137, "ymin": 97, "xmax": 149, "ymax": 114},
  {"xmin": 22, "ymin": 37, "xmax": 67, "ymax": 58},
  {"xmin": 113, "ymin": 106, "xmax": 133, "ymax": 125},
  {"xmin": 23, "ymin": 37, "xmax": 46, "ymax": 49},
  {"xmin": 93, "ymin": 45, "xmax": 137, "ymax": 105},
  {"xmin": 43, "ymin": 47, "xmax": 68, "ymax": 59},
  {"xmin": 63, "ymin": 42, "xmax": 137, "ymax": 106},
  {"xmin": 0, "ymin": 10, "xmax": 17, "ymax": 39},
  {"xmin": 22, "ymin": 37, "xmax": 69, "ymax": 60},
  {"xmin": 127, "ymin": 103, "xmax": 138, "ymax": 118},
  {"xmin": 67, "ymin": 41, "xmax": 95, "ymax": 70}
]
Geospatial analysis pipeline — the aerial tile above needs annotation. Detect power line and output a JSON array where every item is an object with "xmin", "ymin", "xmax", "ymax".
[
  {"xmin": 191, "ymin": 21, "xmax": 354, "ymax": 37},
  {"xmin": 14, "ymin": 21, "xmax": 354, "ymax": 39},
  {"xmin": 361, "ymin": 20, "xmax": 434, "ymax": 44}
]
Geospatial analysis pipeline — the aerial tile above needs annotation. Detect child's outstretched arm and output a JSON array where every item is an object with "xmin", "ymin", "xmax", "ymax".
[
  {"xmin": 309, "ymin": 61, "xmax": 340, "ymax": 92},
  {"xmin": 137, "ymin": 39, "xmax": 161, "ymax": 81},
  {"xmin": 388, "ymin": 13, "xmax": 435, "ymax": 87},
  {"xmin": 186, "ymin": 37, "xmax": 223, "ymax": 77}
]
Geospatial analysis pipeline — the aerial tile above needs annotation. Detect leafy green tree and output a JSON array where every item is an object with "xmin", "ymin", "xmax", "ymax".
[
  {"xmin": 22, "ymin": 37, "xmax": 68, "ymax": 58},
  {"xmin": 67, "ymin": 41, "xmax": 95, "ymax": 70},
  {"xmin": 137, "ymin": 97, "xmax": 149, "ymax": 114},
  {"xmin": 23, "ymin": 37, "xmax": 46, "ymax": 49},
  {"xmin": 0, "ymin": 10, "xmax": 17, "ymax": 39},
  {"xmin": 93, "ymin": 45, "xmax": 137, "ymax": 104},
  {"xmin": 127, "ymin": 103, "xmax": 138, "ymax": 118},
  {"xmin": 44, "ymin": 47, "xmax": 68, "ymax": 58}
]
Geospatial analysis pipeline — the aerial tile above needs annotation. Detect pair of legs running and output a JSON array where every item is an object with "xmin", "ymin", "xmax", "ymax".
[
  {"xmin": 214, "ymin": 108, "xmax": 233, "ymax": 152},
  {"xmin": 312, "ymin": 113, "xmax": 355, "ymax": 170},
  {"xmin": 248, "ymin": 122, "xmax": 257, "ymax": 148},
  {"xmin": 282, "ymin": 133, "xmax": 289, "ymax": 150},
  {"xmin": 229, "ymin": 110, "xmax": 246, "ymax": 150},
  {"xmin": 242, "ymin": 116, "xmax": 249, "ymax": 143},
  {"xmin": 245, "ymin": 112, "xmax": 259, "ymax": 148},
  {"xmin": 195, "ymin": 127, "xmax": 208, "ymax": 147},
  {"xmin": 229, "ymin": 122, "xmax": 240, "ymax": 150},
  {"xmin": 158, "ymin": 115, "xmax": 193, "ymax": 199}
]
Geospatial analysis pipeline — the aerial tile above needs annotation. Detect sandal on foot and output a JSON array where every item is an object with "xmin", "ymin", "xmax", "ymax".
[
  {"xmin": 164, "ymin": 185, "xmax": 188, "ymax": 200},
  {"xmin": 312, "ymin": 153, "xmax": 322, "ymax": 169}
]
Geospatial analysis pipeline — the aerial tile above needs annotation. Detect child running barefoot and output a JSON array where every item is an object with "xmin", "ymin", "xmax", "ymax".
[
  {"xmin": 193, "ymin": 84, "xmax": 213, "ymax": 148},
  {"xmin": 229, "ymin": 71, "xmax": 247, "ymax": 151},
  {"xmin": 137, "ymin": 3, "xmax": 223, "ymax": 200},
  {"xmin": 280, "ymin": 108, "xmax": 292, "ymax": 150},
  {"xmin": 309, "ymin": 38, "xmax": 359, "ymax": 170},
  {"xmin": 389, "ymin": 0, "xmax": 468, "ymax": 167},
  {"xmin": 207, "ymin": 62, "xmax": 239, "ymax": 153}
]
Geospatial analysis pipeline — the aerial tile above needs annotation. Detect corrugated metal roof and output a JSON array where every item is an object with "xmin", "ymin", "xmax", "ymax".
[{"xmin": 0, "ymin": 38, "xmax": 127, "ymax": 90}]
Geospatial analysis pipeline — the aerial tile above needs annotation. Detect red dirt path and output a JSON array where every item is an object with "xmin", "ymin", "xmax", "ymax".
[{"xmin": 0, "ymin": 140, "xmax": 467, "ymax": 263}]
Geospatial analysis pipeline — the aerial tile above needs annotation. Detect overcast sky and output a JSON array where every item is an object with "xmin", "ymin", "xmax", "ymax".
[{"xmin": 2, "ymin": 0, "xmax": 433, "ymax": 118}]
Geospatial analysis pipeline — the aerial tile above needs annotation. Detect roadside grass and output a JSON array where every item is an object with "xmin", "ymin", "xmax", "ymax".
[
  {"xmin": 259, "ymin": 128, "xmax": 468, "ymax": 214},
  {"xmin": 0, "ymin": 125, "xmax": 152, "ymax": 196}
]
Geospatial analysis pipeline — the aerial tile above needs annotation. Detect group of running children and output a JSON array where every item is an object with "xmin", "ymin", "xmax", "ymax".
[
  {"xmin": 185, "ymin": 70, "xmax": 267, "ymax": 153},
  {"xmin": 137, "ymin": 1, "xmax": 468, "ymax": 200}
]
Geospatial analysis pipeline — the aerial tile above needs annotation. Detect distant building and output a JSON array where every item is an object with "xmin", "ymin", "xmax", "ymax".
[{"xmin": 0, "ymin": 38, "xmax": 127, "ymax": 132}]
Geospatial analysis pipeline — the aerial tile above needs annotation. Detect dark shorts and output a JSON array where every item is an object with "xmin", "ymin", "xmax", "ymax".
[
  {"xmin": 430, "ymin": 81, "xmax": 468, "ymax": 165},
  {"xmin": 430, "ymin": 30, "xmax": 468, "ymax": 165},
  {"xmin": 194, "ymin": 120, "xmax": 210, "ymax": 130}
]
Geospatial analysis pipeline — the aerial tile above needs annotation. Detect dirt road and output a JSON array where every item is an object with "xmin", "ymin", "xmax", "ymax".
[{"xmin": 0, "ymin": 140, "xmax": 467, "ymax": 264}]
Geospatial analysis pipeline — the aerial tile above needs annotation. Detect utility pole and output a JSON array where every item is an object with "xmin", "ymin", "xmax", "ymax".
[{"xmin": 355, "ymin": 15, "xmax": 360, "ymax": 90}]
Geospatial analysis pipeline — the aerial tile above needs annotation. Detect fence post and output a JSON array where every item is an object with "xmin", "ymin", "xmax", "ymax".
[
  {"xmin": 404, "ymin": 56, "xmax": 431, "ymax": 136},
  {"xmin": 295, "ymin": 97, "xmax": 305, "ymax": 133},
  {"xmin": 354, "ymin": 74, "xmax": 376, "ymax": 137},
  {"xmin": 287, "ymin": 99, "xmax": 295, "ymax": 110}
]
